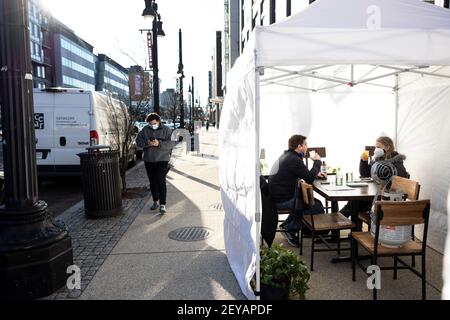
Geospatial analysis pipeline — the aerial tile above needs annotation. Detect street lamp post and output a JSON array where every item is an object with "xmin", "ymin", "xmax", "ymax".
[
  {"xmin": 142, "ymin": 0, "xmax": 165, "ymax": 115},
  {"xmin": 188, "ymin": 76, "xmax": 194, "ymax": 133},
  {"xmin": 0, "ymin": 0, "xmax": 73, "ymax": 299},
  {"xmin": 177, "ymin": 29, "xmax": 185, "ymax": 128}
]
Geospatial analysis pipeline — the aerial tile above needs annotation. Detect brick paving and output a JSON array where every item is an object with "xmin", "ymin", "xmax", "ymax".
[{"xmin": 42, "ymin": 162, "xmax": 150, "ymax": 300}]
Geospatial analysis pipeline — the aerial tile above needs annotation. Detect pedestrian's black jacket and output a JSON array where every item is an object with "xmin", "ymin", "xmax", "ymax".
[
  {"xmin": 359, "ymin": 152, "xmax": 408, "ymax": 178},
  {"xmin": 268, "ymin": 149, "xmax": 321, "ymax": 203}
]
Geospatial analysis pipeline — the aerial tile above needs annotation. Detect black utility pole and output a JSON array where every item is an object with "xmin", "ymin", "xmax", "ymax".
[
  {"xmin": 177, "ymin": 29, "xmax": 184, "ymax": 128},
  {"xmin": 190, "ymin": 76, "xmax": 194, "ymax": 132},
  {"xmin": 152, "ymin": 17, "xmax": 160, "ymax": 114},
  {"xmin": 0, "ymin": 0, "xmax": 73, "ymax": 299}
]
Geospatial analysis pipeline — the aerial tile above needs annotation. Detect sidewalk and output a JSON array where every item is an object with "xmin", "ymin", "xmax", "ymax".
[{"xmin": 75, "ymin": 127, "xmax": 245, "ymax": 300}]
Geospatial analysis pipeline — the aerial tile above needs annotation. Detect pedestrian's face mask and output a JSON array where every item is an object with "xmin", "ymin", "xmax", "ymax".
[{"xmin": 149, "ymin": 121, "xmax": 159, "ymax": 130}]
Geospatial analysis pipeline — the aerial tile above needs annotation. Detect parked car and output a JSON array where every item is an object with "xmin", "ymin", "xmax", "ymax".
[
  {"xmin": 133, "ymin": 121, "xmax": 148, "ymax": 159},
  {"xmin": 33, "ymin": 88, "xmax": 137, "ymax": 177}
]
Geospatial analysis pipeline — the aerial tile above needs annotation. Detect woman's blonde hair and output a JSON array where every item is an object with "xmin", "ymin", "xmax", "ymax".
[{"xmin": 376, "ymin": 136, "xmax": 396, "ymax": 159}]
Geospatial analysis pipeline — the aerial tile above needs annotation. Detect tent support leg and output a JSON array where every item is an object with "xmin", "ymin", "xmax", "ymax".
[
  {"xmin": 255, "ymin": 66, "xmax": 263, "ymax": 300},
  {"xmin": 394, "ymin": 74, "xmax": 399, "ymax": 147}
]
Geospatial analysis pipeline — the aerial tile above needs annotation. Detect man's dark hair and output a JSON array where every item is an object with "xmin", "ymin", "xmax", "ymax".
[
  {"xmin": 146, "ymin": 113, "xmax": 161, "ymax": 123},
  {"xmin": 288, "ymin": 134, "xmax": 307, "ymax": 150}
]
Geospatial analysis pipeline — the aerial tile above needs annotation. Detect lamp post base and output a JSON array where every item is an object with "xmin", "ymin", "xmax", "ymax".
[{"xmin": 0, "ymin": 201, "xmax": 73, "ymax": 300}]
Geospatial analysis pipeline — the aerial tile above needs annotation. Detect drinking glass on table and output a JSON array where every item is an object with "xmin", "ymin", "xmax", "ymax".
[{"xmin": 336, "ymin": 172, "xmax": 344, "ymax": 186}]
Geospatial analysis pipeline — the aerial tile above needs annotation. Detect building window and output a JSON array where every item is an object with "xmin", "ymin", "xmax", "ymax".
[
  {"xmin": 60, "ymin": 37, "xmax": 95, "ymax": 64},
  {"xmin": 63, "ymin": 75, "xmax": 95, "ymax": 90},
  {"xmin": 62, "ymin": 57, "xmax": 95, "ymax": 78}
]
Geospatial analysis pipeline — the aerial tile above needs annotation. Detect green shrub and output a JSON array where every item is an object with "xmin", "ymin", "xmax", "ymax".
[{"xmin": 260, "ymin": 243, "xmax": 310, "ymax": 299}]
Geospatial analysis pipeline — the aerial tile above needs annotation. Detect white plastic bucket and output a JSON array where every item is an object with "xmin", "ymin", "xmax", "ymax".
[{"xmin": 370, "ymin": 191, "xmax": 412, "ymax": 248}]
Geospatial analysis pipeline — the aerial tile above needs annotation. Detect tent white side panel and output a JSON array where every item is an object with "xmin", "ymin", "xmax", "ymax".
[
  {"xmin": 219, "ymin": 52, "xmax": 257, "ymax": 300},
  {"xmin": 260, "ymin": 69, "xmax": 395, "ymax": 179},
  {"xmin": 398, "ymin": 69, "xmax": 450, "ymax": 253},
  {"xmin": 443, "ymin": 189, "xmax": 450, "ymax": 299}
]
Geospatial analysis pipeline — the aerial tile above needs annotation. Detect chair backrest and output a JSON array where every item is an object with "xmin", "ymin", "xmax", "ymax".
[
  {"xmin": 373, "ymin": 200, "xmax": 430, "ymax": 226},
  {"xmin": 365, "ymin": 146, "xmax": 376, "ymax": 156},
  {"xmin": 390, "ymin": 176, "xmax": 420, "ymax": 200},
  {"xmin": 300, "ymin": 181, "xmax": 315, "ymax": 206}
]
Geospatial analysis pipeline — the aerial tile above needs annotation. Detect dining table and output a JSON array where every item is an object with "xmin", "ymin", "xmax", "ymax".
[{"xmin": 313, "ymin": 179, "xmax": 380, "ymax": 262}]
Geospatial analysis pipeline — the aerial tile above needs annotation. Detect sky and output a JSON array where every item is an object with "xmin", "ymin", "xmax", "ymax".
[{"xmin": 40, "ymin": 0, "xmax": 225, "ymax": 107}]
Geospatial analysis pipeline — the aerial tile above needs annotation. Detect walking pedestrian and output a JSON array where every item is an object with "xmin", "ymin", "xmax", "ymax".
[
  {"xmin": 206, "ymin": 120, "xmax": 209, "ymax": 131},
  {"xmin": 136, "ymin": 113, "xmax": 175, "ymax": 214}
]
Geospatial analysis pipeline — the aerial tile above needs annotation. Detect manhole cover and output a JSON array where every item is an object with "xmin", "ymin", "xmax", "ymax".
[
  {"xmin": 209, "ymin": 203, "xmax": 223, "ymax": 211},
  {"xmin": 168, "ymin": 227, "xmax": 212, "ymax": 242}
]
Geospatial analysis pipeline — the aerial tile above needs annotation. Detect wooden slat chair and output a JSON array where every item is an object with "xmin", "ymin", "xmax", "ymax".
[
  {"xmin": 358, "ymin": 176, "xmax": 420, "ymax": 265},
  {"xmin": 299, "ymin": 181, "xmax": 355, "ymax": 271},
  {"xmin": 351, "ymin": 200, "xmax": 430, "ymax": 300}
]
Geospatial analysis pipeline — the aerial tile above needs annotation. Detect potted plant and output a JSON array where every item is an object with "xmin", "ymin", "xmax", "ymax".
[{"xmin": 260, "ymin": 243, "xmax": 310, "ymax": 300}]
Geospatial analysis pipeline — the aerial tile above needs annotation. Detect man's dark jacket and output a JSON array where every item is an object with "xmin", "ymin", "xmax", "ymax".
[{"xmin": 268, "ymin": 149, "xmax": 322, "ymax": 203}]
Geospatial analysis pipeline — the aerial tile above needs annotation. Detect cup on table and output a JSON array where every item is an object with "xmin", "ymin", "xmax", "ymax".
[
  {"xmin": 309, "ymin": 150, "xmax": 316, "ymax": 159},
  {"xmin": 346, "ymin": 172, "xmax": 353, "ymax": 183},
  {"xmin": 362, "ymin": 150, "xmax": 370, "ymax": 161}
]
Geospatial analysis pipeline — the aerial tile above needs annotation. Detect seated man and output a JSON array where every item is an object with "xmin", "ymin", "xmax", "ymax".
[{"xmin": 268, "ymin": 134, "xmax": 326, "ymax": 247}]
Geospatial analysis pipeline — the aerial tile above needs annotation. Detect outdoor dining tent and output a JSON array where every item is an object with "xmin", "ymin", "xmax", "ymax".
[{"xmin": 219, "ymin": 0, "xmax": 450, "ymax": 299}]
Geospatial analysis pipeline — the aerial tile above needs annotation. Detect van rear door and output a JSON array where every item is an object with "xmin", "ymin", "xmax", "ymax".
[
  {"xmin": 53, "ymin": 92, "xmax": 90, "ymax": 169},
  {"xmin": 34, "ymin": 91, "xmax": 54, "ymax": 167}
]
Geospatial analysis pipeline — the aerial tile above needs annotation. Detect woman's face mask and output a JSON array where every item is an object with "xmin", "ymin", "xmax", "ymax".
[{"xmin": 374, "ymin": 147, "xmax": 385, "ymax": 158}]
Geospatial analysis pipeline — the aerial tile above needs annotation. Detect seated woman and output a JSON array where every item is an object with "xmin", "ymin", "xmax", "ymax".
[
  {"xmin": 360, "ymin": 136, "xmax": 408, "ymax": 179},
  {"xmin": 341, "ymin": 135, "xmax": 409, "ymax": 216}
]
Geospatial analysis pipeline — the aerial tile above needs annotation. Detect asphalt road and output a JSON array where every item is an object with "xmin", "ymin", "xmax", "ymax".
[{"xmin": 1, "ymin": 149, "xmax": 143, "ymax": 216}]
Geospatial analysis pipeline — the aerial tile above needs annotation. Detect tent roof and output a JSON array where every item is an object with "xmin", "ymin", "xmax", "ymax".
[{"xmin": 254, "ymin": 0, "xmax": 450, "ymax": 67}]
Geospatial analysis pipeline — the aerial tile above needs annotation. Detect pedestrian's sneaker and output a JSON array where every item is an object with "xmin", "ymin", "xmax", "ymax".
[
  {"xmin": 281, "ymin": 230, "xmax": 299, "ymax": 247},
  {"xmin": 150, "ymin": 202, "xmax": 159, "ymax": 210},
  {"xmin": 160, "ymin": 205, "xmax": 166, "ymax": 214}
]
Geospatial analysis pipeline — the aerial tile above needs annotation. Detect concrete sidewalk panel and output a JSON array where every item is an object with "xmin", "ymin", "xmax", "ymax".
[{"xmin": 80, "ymin": 250, "xmax": 246, "ymax": 300}]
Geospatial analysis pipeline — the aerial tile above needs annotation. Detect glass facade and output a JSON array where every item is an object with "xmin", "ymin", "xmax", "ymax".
[
  {"xmin": 62, "ymin": 57, "xmax": 95, "ymax": 78},
  {"xmin": 63, "ymin": 75, "xmax": 95, "ymax": 91},
  {"xmin": 58, "ymin": 35, "xmax": 96, "ymax": 90}
]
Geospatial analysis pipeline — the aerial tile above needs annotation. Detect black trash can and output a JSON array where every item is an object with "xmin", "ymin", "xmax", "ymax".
[{"xmin": 78, "ymin": 146, "xmax": 122, "ymax": 218}]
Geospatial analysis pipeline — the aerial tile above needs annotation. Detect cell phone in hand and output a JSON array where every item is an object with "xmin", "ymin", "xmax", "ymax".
[{"xmin": 149, "ymin": 137, "xmax": 156, "ymax": 141}]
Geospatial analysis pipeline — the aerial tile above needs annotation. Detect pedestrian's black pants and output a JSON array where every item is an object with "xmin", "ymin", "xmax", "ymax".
[{"xmin": 144, "ymin": 161, "xmax": 168, "ymax": 205}]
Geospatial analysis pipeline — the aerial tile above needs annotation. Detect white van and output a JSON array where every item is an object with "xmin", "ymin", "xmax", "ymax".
[{"xmin": 34, "ymin": 88, "xmax": 137, "ymax": 177}]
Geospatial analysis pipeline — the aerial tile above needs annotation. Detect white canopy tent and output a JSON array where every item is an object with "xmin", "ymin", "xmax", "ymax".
[{"xmin": 219, "ymin": 0, "xmax": 450, "ymax": 300}]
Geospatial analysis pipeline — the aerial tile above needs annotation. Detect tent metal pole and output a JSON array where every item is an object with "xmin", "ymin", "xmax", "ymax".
[
  {"xmin": 255, "ymin": 66, "xmax": 263, "ymax": 301},
  {"xmin": 270, "ymin": 67, "xmax": 349, "ymax": 85},
  {"xmin": 356, "ymin": 66, "xmax": 379, "ymax": 82},
  {"xmin": 351, "ymin": 64, "xmax": 354, "ymax": 84},
  {"xmin": 262, "ymin": 65, "xmax": 330, "ymax": 83},
  {"xmin": 378, "ymin": 65, "xmax": 450, "ymax": 79},
  {"xmin": 355, "ymin": 68, "xmax": 416, "ymax": 84},
  {"xmin": 394, "ymin": 74, "xmax": 399, "ymax": 146},
  {"xmin": 265, "ymin": 81, "xmax": 314, "ymax": 92}
]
